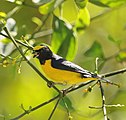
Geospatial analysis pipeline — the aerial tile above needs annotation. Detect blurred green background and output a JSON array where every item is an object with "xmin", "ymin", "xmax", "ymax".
[{"xmin": 1, "ymin": 0, "xmax": 126, "ymax": 120}]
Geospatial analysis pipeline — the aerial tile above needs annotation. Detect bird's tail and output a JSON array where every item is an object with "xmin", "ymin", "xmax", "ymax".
[{"xmin": 82, "ymin": 72, "xmax": 119, "ymax": 87}]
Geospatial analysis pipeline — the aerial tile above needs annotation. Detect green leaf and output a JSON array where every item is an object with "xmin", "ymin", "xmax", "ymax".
[
  {"xmin": 74, "ymin": 0, "xmax": 88, "ymax": 8},
  {"xmin": 59, "ymin": 97, "xmax": 74, "ymax": 111},
  {"xmin": 89, "ymin": 0, "xmax": 126, "ymax": 8},
  {"xmin": 0, "ymin": 12, "xmax": 7, "ymax": 18},
  {"xmin": 32, "ymin": 17, "xmax": 42, "ymax": 26},
  {"xmin": 1, "ymin": 38, "xmax": 11, "ymax": 44},
  {"xmin": 39, "ymin": 0, "xmax": 56, "ymax": 15},
  {"xmin": 51, "ymin": 16, "xmax": 77, "ymax": 61},
  {"xmin": 116, "ymin": 50, "xmax": 126, "ymax": 62},
  {"xmin": 75, "ymin": 7, "xmax": 90, "ymax": 33},
  {"xmin": 84, "ymin": 41, "xmax": 104, "ymax": 59}
]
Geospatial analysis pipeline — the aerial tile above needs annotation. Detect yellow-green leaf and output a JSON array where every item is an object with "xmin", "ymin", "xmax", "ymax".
[
  {"xmin": 32, "ymin": 17, "xmax": 42, "ymax": 26},
  {"xmin": 0, "ymin": 12, "xmax": 6, "ymax": 18},
  {"xmin": 39, "ymin": 0, "xmax": 56, "ymax": 15},
  {"xmin": 51, "ymin": 16, "xmax": 77, "ymax": 61},
  {"xmin": 84, "ymin": 41, "xmax": 104, "ymax": 59},
  {"xmin": 75, "ymin": 7, "xmax": 90, "ymax": 33}
]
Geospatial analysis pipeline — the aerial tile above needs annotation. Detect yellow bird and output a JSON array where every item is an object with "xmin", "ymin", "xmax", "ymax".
[{"xmin": 33, "ymin": 45, "xmax": 99, "ymax": 85}]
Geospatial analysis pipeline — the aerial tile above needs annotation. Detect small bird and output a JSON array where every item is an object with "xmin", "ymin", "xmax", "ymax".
[{"xmin": 33, "ymin": 45, "xmax": 99, "ymax": 85}]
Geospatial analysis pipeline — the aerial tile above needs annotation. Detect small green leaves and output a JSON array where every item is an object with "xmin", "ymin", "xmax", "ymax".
[
  {"xmin": 51, "ymin": 16, "xmax": 77, "ymax": 61},
  {"xmin": 84, "ymin": 41, "xmax": 104, "ymax": 59},
  {"xmin": 1, "ymin": 38, "xmax": 11, "ymax": 44},
  {"xmin": 75, "ymin": 7, "xmax": 90, "ymax": 33}
]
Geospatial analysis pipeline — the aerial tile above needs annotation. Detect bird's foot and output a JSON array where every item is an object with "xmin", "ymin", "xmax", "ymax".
[{"xmin": 47, "ymin": 81, "xmax": 55, "ymax": 88}]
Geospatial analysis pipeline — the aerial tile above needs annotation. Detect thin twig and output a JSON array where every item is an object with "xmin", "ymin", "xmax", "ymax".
[
  {"xmin": 10, "ymin": 81, "xmax": 95, "ymax": 120},
  {"xmin": 95, "ymin": 57, "xmax": 99, "ymax": 74},
  {"xmin": 101, "ymin": 67, "xmax": 126, "ymax": 78},
  {"xmin": 89, "ymin": 106, "xmax": 102, "ymax": 109},
  {"xmin": 99, "ymin": 81, "xmax": 108, "ymax": 120},
  {"xmin": 48, "ymin": 98, "xmax": 61, "ymax": 120},
  {"xmin": 66, "ymin": 80, "xmax": 95, "ymax": 94},
  {"xmin": 10, "ymin": 95, "xmax": 59, "ymax": 120},
  {"xmin": 3, "ymin": 27, "xmax": 60, "ymax": 93},
  {"xmin": 3, "ymin": 27, "xmax": 126, "ymax": 120},
  {"xmin": 0, "ymin": 32, "xmax": 33, "ymax": 49}
]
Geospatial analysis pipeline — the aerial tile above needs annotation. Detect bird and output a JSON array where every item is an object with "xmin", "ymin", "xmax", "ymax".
[{"xmin": 32, "ymin": 44, "xmax": 99, "ymax": 85}]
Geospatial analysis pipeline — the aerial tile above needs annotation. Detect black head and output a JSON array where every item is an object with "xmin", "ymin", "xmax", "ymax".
[{"xmin": 33, "ymin": 45, "xmax": 53, "ymax": 64}]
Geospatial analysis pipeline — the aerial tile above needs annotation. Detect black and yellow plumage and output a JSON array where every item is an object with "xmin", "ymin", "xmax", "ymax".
[{"xmin": 33, "ymin": 45, "xmax": 99, "ymax": 85}]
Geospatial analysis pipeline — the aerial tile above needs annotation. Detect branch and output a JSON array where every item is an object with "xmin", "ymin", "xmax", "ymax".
[
  {"xmin": 48, "ymin": 98, "xmax": 61, "ymax": 120},
  {"xmin": 0, "ymin": 32, "xmax": 33, "ymax": 49},
  {"xmin": 27, "ymin": 14, "xmax": 50, "ymax": 40},
  {"xmin": 66, "ymin": 80, "xmax": 95, "ymax": 94},
  {"xmin": 10, "ymin": 95, "xmax": 59, "ymax": 120},
  {"xmin": 99, "ymin": 81, "xmax": 109, "ymax": 120},
  {"xmin": 3, "ymin": 27, "xmax": 60, "ymax": 93},
  {"xmin": 101, "ymin": 67, "xmax": 126, "ymax": 78},
  {"xmin": 3, "ymin": 27, "xmax": 126, "ymax": 120}
]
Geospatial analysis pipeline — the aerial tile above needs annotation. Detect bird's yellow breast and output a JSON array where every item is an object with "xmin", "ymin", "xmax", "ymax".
[{"xmin": 41, "ymin": 60, "xmax": 96, "ymax": 84}]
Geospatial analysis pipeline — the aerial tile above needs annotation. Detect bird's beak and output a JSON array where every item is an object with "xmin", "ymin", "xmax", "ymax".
[{"xmin": 32, "ymin": 51, "xmax": 39, "ymax": 58}]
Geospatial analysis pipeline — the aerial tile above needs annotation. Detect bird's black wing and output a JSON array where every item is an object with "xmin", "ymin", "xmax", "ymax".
[{"xmin": 51, "ymin": 54, "xmax": 95, "ymax": 78}]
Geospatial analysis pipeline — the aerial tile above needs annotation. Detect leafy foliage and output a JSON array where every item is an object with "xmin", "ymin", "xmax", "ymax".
[
  {"xmin": 51, "ymin": 16, "xmax": 77, "ymax": 61},
  {"xmin": 75, "ymin": 7, "xmax": 90, "ymax": 33},
  {"xmin": 84, "ymin": 41, "xmax": 104, "ymax": 59},
  {"xmin": 0, "ymin": 0, "xmax": 126, "ymax": 120}
]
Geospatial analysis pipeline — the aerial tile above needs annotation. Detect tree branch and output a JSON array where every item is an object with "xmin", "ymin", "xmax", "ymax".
[
  {"xmin": 101, "ymin": 67, "xmax": 126, "ymax": 78},
  {"xmin": 0, "ymin": 32, "xmax": 33, "ymax": 49},
  {"xmin": 3, "ymin": 27, "xmax": 60, "ymax": 93},
  {"xmin": 10, "ymin": 95, "xmax": 59, "ymax": 120},
  {"xmin": 48, "ymin": 98, "xmax": 61, "ymax": 120},
  {"xmin": 3, "ymin": 27, "xmax": 126, "ymax": 120},
  {"xmin": 99, "ymin": 80, "xmax": 109, "ymax": 120}
]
